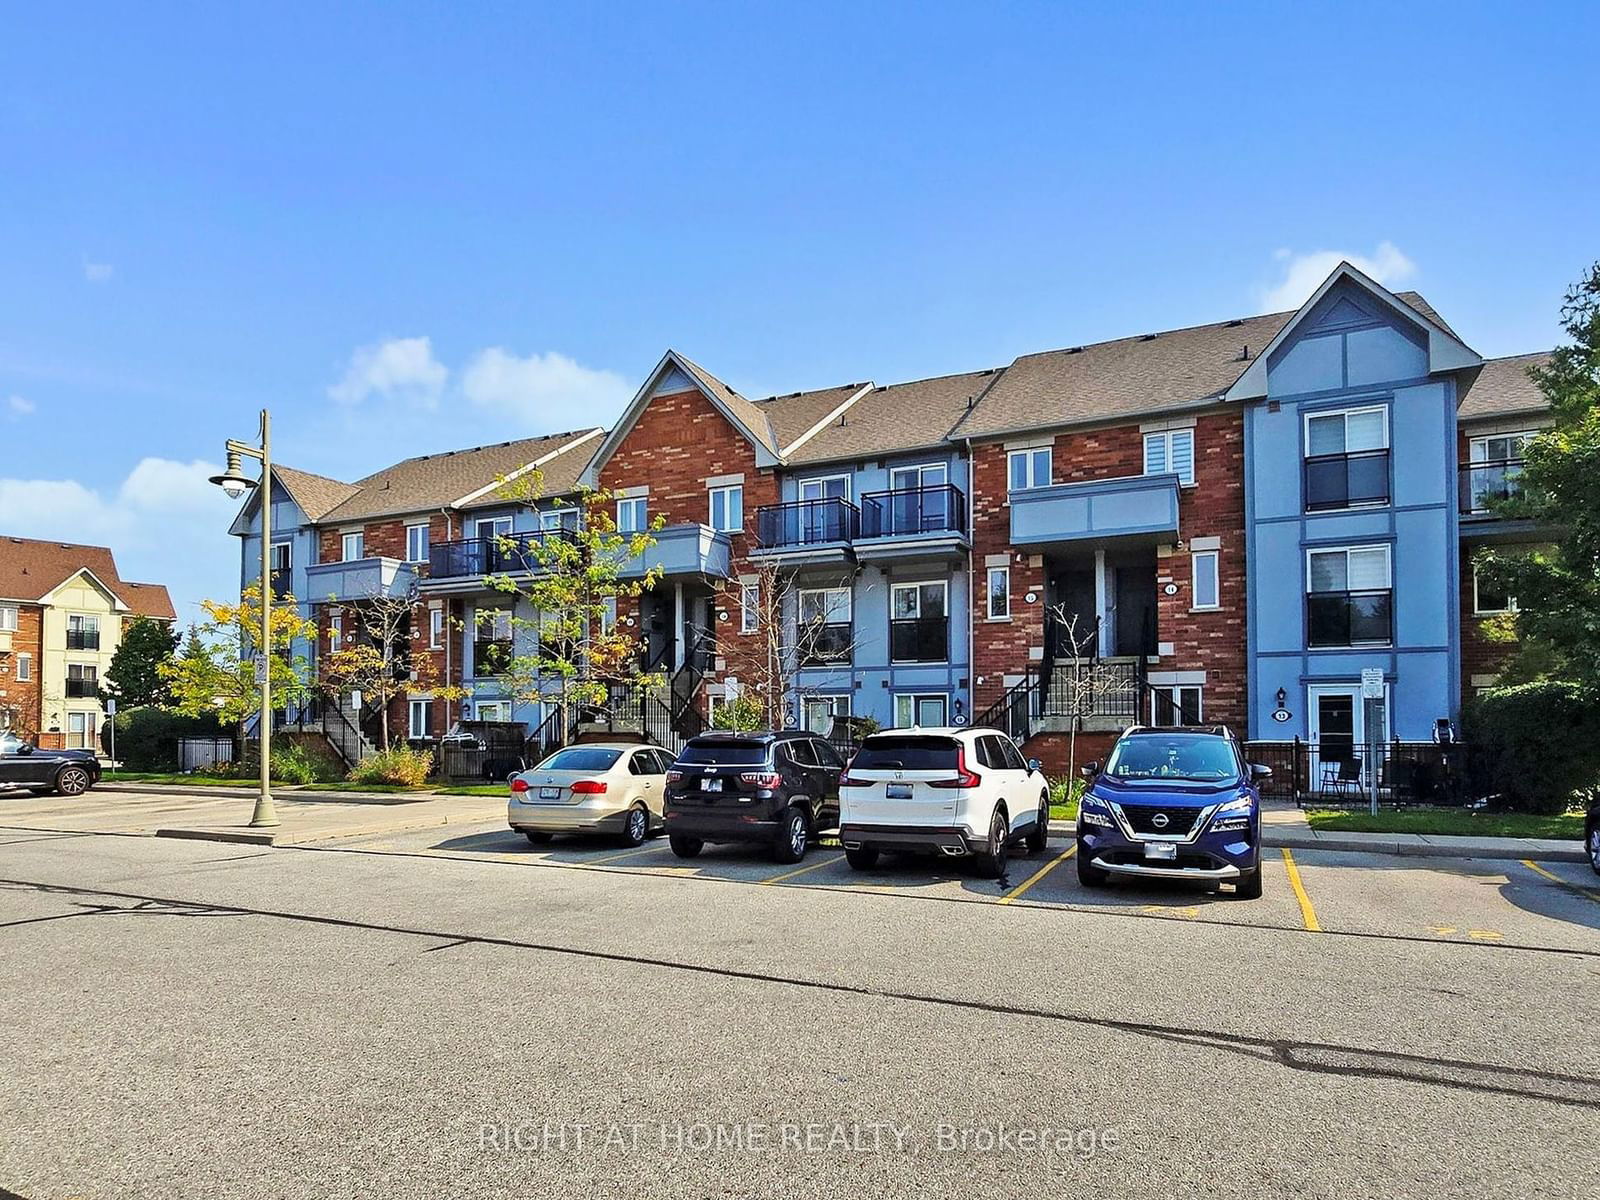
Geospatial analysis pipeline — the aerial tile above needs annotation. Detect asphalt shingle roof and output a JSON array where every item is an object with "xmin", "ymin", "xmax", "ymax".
[
  {"xmin": 672, "ymin": 352, "xmax": 780, "ymax": 456},
  {"xmin": 272, "ymin": 466, "xmax": 360, "ymax": 522},
  {"xmin": 784, "ymin": 369, "xmax": 1005, "ymax": 464},
  {"xmin": 751, "ymin": 383, "xmax": 869, "ymax": 453},
  {"xmin": 1458, "ymin": 352, "xmax": 1554, "ymax": 422},
  {"xmin": 0, "ymin": 536, "xmax": 176, "ymax": 619}
]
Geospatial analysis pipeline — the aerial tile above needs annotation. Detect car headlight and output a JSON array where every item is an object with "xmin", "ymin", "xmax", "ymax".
[
  {"xmin": 1209, "ymin": 795, "xmax": 1254, "ymax": 833},
  {"xmin": 1078, "ymin": 792, "xmax": 1115, "ymax": 828}
]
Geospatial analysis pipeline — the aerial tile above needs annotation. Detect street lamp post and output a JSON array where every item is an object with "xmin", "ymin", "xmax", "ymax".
[{"xmin": 209, "ymin": 409, "xmax": 278, "ymax": 828}]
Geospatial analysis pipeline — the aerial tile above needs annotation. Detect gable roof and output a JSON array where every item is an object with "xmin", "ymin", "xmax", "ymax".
[
  {"xmin": 320, "ymin": 427, "xmax": 604, "ymax": 522},
  {"xmin": 0, "ymin": 536, "xmax": 176, "ymax": 619},
  {"xmin": 1457, "ymin": 351, "xmax": 1554, "ymax": 422},
  {"xmin": 272, "ymin": 466, "xmax": 361, "ymax": 521},
  {"xmin": 752, "ymin": 383, "xmax": 872, "ymax": 452},
  {"xmin": 787, "ymin": 369, "xmax": 1006, "ymax": 464}
]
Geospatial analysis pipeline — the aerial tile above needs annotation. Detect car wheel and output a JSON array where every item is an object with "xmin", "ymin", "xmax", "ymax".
[
  {"xmin": 845, "ymin": 845, "xmax": 879, "ymax": 871},
  {"xmin": 669, "ymin": 833, "xmax": 703, "ymax": 859},
  {"xmin": 523, "ymin": 830, "xmax": 553, "ymax": 846},
  {"xmin": 977, "ymin": 809, "xmax": 1008, "ymax": 879},
  {"xmin": 1076, "ymin": 842, "xmax": 1109, "ymax": 887},
  {"xmin": 620, "ymin": 805, "xmax": 649, "ymax": 848},
  {"xmin": 1235, "ymin": 860, "xmax": 1264, "ymax": 900},
  {"xmin": 55, "ymin": 766, "xmax": 90, "ymax": 797},
  {"xmin": 773, "ymin": 806, "xmax": 810, "ymax": 865},
  {"xmin": 1026, "ymin": 795, "xmax": 1050, "ymax": 853},
  {"xmin": 1587, "ymin": 822, "xmax": 1600, "ymax": 877}
]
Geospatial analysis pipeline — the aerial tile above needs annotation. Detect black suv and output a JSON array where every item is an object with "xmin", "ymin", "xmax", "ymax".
[{"xmin": 664, "ymin": 731, "xmax": 844, "ymax": 863}]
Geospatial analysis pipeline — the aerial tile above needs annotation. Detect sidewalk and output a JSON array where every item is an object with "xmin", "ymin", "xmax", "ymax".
[
  {"xmin": 151, "ymin": 791, "xmax": 507, "ymax": 846},
  {"xmin": 1259, "ymin": 804, "xmax": 1587, "ymax": 864}
]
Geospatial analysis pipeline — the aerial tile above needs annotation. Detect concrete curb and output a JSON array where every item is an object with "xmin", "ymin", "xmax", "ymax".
[
  {"xmin": 104, "ymin": 782, "xmax": 449, "ymax": 805},
  {"xmin": 1260, "ymin": 829, "xmax": 1588, "ymax": 864},
  {"xmin": 155, "ymin": 828, "xmax": 277, "ymax": 846}
]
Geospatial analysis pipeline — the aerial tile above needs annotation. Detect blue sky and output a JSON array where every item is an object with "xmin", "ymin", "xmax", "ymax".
[{"xmin": 2, "ymin": 2, "xmax": 1596, "ymax": 622}]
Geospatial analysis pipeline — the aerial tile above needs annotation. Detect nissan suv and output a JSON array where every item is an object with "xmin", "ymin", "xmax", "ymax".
[
  {"xmin": 838, "ymin": 727, "xmax": 1051, "ymax": 878},
  {"xmin": 1075, "ymin": 725, "xmax": 1269, "ymax": 899},
  {"xmin": 663, "ymin": 731, "xmax": 845, "ymax": 863}
]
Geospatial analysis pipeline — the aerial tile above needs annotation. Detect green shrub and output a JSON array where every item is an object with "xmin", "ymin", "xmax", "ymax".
[
  {"xmin": 100, "ymin": 706, "xmax": 225, "ymax": 771},
  {"xmin": 268, "ymin": 742, "xmax": 319, "ymax": 785},
  {"xmin": 348, "ymin": 746, "xmax": 435, "ymax": 788},
  {"xmin": 1462, "ymin": 681, "xmax": 1600, "ymax": 814},
  {"xmin": 710, "ymin": 694, "xmax": 767, "ymax": 732},
  {"xmin": 1049, "ymin": 776, "xmax": 1085, "ymax": 808}
]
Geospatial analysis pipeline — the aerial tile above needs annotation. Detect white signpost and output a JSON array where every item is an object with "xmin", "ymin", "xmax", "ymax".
[{"xmin": 1360, "ymin": 669, "xmax": 1385, "ymax": 815}]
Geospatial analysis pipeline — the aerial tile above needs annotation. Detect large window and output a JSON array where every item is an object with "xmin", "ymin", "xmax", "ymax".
[
  {"xmin": 802, "ymin": 694, "xmax": 850, "ymax": 735},
  {"xmin": 798, "ymin": 588, "xmax": 851, "ymax": 665},
  {"xmin": 709, "ymin": 484, "xmax": 744, "ymax": 532},
  {"xmin": 1143, "ymin": 430, "xmax": 1195, "ymax": 485},
  {"xmin": 269, "ymin": 541, "xmax": 292, "ymax": 573},
  {"xmin": 889, "ymin": 581, "xmax": 949, "ymax": 663},
  {"xmin": 66, "ymin": 711, "xmax": 95, "ymax": 750},
  {"xmin": 66, "ymin": 663, "xmax": 98, "ymax": 698},
  {"xmin": 1306, "ymin": 545, "xmax": 1393, "ymax": 647},
  {"xmin": 1008, "ymin": 447, "xmax": 1051, "ymax": 491},
  {"xmin": 477, "ymin": 516, "xmax": 513, "ymax": 541},
  {"xmin": 894, "ymin": 693, "xmax": 948, "ymax": 728},
  {"xmin": 405, "ymin": 524, "xmax": 430, "ymax": 564},
  {"xmin": 1304, "ymin": 405, "xmax": 1389, "ymax": 511},
  {"xmin": 1473, "ymin": 564, "xmax": 1516, "ymax": 615},
  {"xmin": 341, "ymin": 531, "xmax": 365, "ymax": 562},
  {"xmin": 66, "ymin": 614, "xmax": 100, "ymax": 651},
  {"xmin": 1464, "ymin": 431, "xmax": 1535, "ymax": 513}
]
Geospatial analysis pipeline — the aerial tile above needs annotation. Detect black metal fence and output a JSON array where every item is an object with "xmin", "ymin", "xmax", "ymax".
[{"xmin": 1243, "ymin": 738, "xmax": 1490, "ymax": 809}]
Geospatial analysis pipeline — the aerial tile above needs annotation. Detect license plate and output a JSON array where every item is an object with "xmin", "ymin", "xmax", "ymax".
[
  {"xmin": 538, "ymin": 786, "xmax": 560, "ymax": 800},
  {"xmin": 1143, "ymin": 841, "xmax": 1178, "ymax": 861},
  {"xmin": 885, "ymin": 783, "xmax": 913, "ymax": 799},
  {"xmin": 700, "ymin": 777, "xmax": 723, "ymax": 793}
]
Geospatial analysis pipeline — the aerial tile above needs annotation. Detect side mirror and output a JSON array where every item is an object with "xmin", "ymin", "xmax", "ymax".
[
  {"xmin": 1249, "ymin": 763, "xmax": 1273, "ymax": 781},
  {"xmin": 1079, "ymin": 760, "xmax": 1099, "ymax": 778},
  {"xmin": 18, "ymin": 742, "xmax": 35, "ymax": 755},
  {"xmin": 1026, "ymin": 758, "xmax": 1042, "ymax": 774}
]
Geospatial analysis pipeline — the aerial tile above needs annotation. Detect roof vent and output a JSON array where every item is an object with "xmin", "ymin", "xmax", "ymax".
[
  {"xmin": 1140, "ymin": 333, "xmax": 1158, "ymax": 342},
  {"xmin": 1065, "ymin": 346, "xmax": 1084, "ymax": 355},
  {"xmin": 1237, "ymin": 344, "xmax": 1251, "ymax": 361},
  {"xmin": 837, "ymin": 413, "xmax": 847, "ymax": 427},
  {"xmin": 1226, "ymin": 319, "xmax": 1244, "ymax": 328}
]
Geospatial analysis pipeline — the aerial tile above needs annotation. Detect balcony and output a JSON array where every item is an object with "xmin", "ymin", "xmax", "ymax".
[
  {"xmin": 753, "ymin": 498, "xmax": 859, "ymax": 565},
  {"xmin": 305, "ymin": 557, "xmax": 417, "ymax": 604},
  {"xmin": 799, "ymin": 622, "xmax": 853, "ymax": 668},
  {"xmin": 1458, "ymin": 459, "xmax": 1540, "ymax": 542},
  {"xmin": 1304, "ymin": 449, "xmax": 1390, "ymax": 511},
  {"xmin": 473, "ymin": 638, "xmax": 514, "ymax": 676},
  {"xmin": 424, "ymin": 531, "xmax": 576, "ymax": 593},
  {"xmin": 1009, "ymin": 474, "xmax": 1180, "ymax": 550},
  {"xmin": 617, "ymin": 523, "xmax": 733, "ymax": 580},
  {"xmin": 857, "ymin": 485, "xmax": 969, "ymax": 560},
  {"xmin": 65, "ymin": 629, "xmax": 101, "ymax": 651},
  {"xmin": 889, "ymin": 617, "xmax": 949, "ymax": 664},
  {"xmin": 1307, "ymin": 589, "xmax": 1393, "ymax": 648},
  {"xmin": 65, "ymin": 677, "xmax": 98, "ymax": 699}
]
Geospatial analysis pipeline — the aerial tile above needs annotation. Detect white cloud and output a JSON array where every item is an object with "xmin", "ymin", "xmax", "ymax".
[
  {"xmin": 1261, "ymin": 242, "xmax": 1416, "ymax": 311},
  {"xmin": 327, "ymin": 336, "xmax": 448, "ymax": 408},
  {"xmin": 83, "ymin": 261, "xmax": 114, "ymax": 283},
  {"xmin": 6, "ymin": 394, "xmax": 34, "ymax": 417},
  {"xmin": 460, "ymin": 348, "xmax": 631, "ymax": 428}
]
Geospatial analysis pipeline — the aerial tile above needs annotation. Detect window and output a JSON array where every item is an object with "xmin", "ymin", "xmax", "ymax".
[
  {"xmin": 1191, "ymin": 550, "xmax": 1220, "ymax": 610},
  {"xmin": 269, "ymin": 542, "xmax": 292, "ymax": 573},
  {"xmin": 15, "ymin": 653, "xmax": 31, "ymax": 682},
  {"xmin": 1304, "ymin": 405, "xmax": 1390, "ymax": 511},
  {"xmin": 476, "ymin": 609, "xmax": 513, "ymax": 641},
  {"xmin": 66, "ymin": 711, "xmax": 95, "ymax": 750},
  {"xmin": 798, "ymin": 588, "xmax": 851, "ymax": 665},
  {"xmin": 1143, "ymin": 430, "xmax": 1195, "ymax": 485},
  {"xmin": 405, "ymin": 524, "xmax": 430, "ymax": 564},
  {"xmin": 1306, "ymin": 545, "xmax": 1393, "ymax": 647},
  {"xmin": 601, "ymin": 596, "xmax": 617, "ymax": 635},
  {"xmin": 1465, "ymin": 432, "xmax": 1536, "ymax": 512},
  {"xmin": 894, "ymin": 693, "xmax": 948, "ymax": 728},
  {"xmin": 740, "ymin": 582, "xmax": 759, "ymax": 634},
  {"xmin": 890, "ymin": 581, "xmax": 949, "ymax": 662},
  {"xmin": 429, "ymin": 607, "xmax": 444, "ymax": 649},
  {"xmin": 1149, "ymin": 685, "xmax": 1204, "ymax": 726},
  {"xmin": 408, "ymin": 698, "xmax": 433, "ymax": 740},
  {"xmin": 328, "ymin": 613, "xmax": 343, "ymax": 653},
  {"xmin": 66, "ymin": 663, "xmax": 98, "ymax": 698},
  {"xmin": 889, "ymin": 463, "xmax": 947, "ymax": 491},
  {"xmin": 477, "ymin": 516, "xmax": 513, "ymax": 541},
  {"xmin": 617, "ymin": 496, "xmax": 647, "ymax": 533},
  {"xmin": 709, "ymin": 485, "xmax": 744, "ymax": 532},
  {"xmin": 986, "ymin": 566, "xmax": 1010, "ymax": 620},
  {"xmin": 66, "ymin": 614, "xmax": 100, "ymax": 650},
  {"xmin": 539, "ymin": 508, "xmax": 579, "ymax": 533},
  {"xmin": 1008, "ymin": 447, "xmax": 1051, "ymax": 491},
  {"xmin": 1473, "ymin": 565, "xmax": 1516, "ymax": 615},
  {"xmin": 799, "ymin": 475, "xmax": 850, "ymax": 502},
  {"xmin": 802, "ymin": 694, "xmax": 850, "ymax": 734},
  {"xmin": 0, "ymin": 606, "xmax": 15, "ymax": 632},
  {"xmin": 476, "ymin": 700, "xmax": 512, "ymax": 723},
  {"xmin": 341, "ymin": 531, "xmax": 364, "ymax": 562}
]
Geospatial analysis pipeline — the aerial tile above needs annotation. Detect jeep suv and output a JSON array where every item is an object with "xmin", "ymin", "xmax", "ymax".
[
  {"xmin": 1075, "ymin": 725, "xmax": 1269, "ymax": 899},
  {"xmin": 663, "ymin": 731, "xmax": 845, "ymax": 863},
  {"xmin": 837, "ymin": 727, "xmax": 1051, "ymax": 878}
]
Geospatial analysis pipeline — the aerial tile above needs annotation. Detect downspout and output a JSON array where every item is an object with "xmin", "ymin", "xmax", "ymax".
[
  {"xmin": 964, "ymin": 438, "xmax": 977, "ymax": 728},
  {"xmin": 439, "ymin": 506, "xmax": 455, "ymax": 730}
]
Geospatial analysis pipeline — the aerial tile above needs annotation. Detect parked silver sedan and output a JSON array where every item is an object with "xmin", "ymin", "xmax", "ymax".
[{"xmin": 509, "ymin": 742, "xmax": 672, "ymax": 847}]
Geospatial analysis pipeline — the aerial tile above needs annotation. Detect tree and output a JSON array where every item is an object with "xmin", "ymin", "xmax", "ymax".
[
  {"xmin": 1478, "ymin": 261, "xmax": 1600, "ymax": 695},
  {"xmin": 101, "ymin": 615, "xmax": 179, "ymax": 708},
  {"xmin": 160, "ymin": 581, "xmax": 318, "ymax": 740},
  {"xmin": 1042, "ymin": 607, "xmax": 1136, "ymax": 782}
]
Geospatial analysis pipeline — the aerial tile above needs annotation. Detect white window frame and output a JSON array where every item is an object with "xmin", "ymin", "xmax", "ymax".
[
  {"xmin": 0, "ymin": 605, "xmax": 15, "ymax": 632},
  {"xmin": 328, "ymin": 613, "xmax": 343, "ymax": 653},
  {"xmin": 1143, "ymin": 429, "xmax": 1196, "ymax": 486},
  {"xmin": 1305, "ymin": 544, "xmax": 1393, "ymax": 594},
  {"xmin": 66, "ymin": 711, "xmax": 95, "ymax": 750},
  {"xmin": 15, "ymin": 653, "xmax": 31, "ymax": 682},
  {"xmin": 405, "ymin": 523, "xmax": 430, "ymax": 564},
  {"xmin": 1303, "ymin": 404, "xmax": 1390, "ymax": 458},
  {"xmin": 476, "ymin": 700, "xmax": 512, "ymax": 723},
  {"xmin": 709, "ymin": 484, "xmax": 744, "ymax": 533},
  {"xmin": 890, "ymin": 579, "xmax": 948, "ymax": 621},
  {"xmin": 539, "ymin": 507, "xmax": 579, "ymax": 533},
  {"xmin": 798, "ymin": 586, "xmax": 851, "ymax": 630},
  {"xmin": 408, "ymin": 698, "xmax": 432, "ymax": 740},
  {"xmin": 889, "ymin": 462, "xmax": 947, "ymax": 491},
  {"xmin": 894, "ymin": 692, "xmax": 948, "ymax": 728},
  {"xmin": 600, "ymin": 596, "xmax": 617, "ymax": 635},
  {"xmin": 616, "ymin": 496, "xmax": 647, "ymax": 534},
  {"xmin": 1149, "ymin": 685, "xmax": 1204, "ymax": 726},
  {"xmin": 1469, "ymin": 430, "xmax": 1537, "ymax": 464},
  {"xmin": 67, "ymin": 613, "xmax": 100, "ymax": 636},
  {"xmin": 802, "ymin": 694, "xmax": 851, "ymax": 734},
  {"xmin": 798, "ymin": 475, "xmax": 850, "ymax": 502},
  {"xmin": 740, "ymin": 582, "xmax": 759, "ymax": 634},
  {"xmin": 341, "ymin": 531, "xmax": 365, "ymax": 562},
  {"xmin": 1191, "ymin": 550, "xmax": 1220, "ymax": 611},
  {"xmin": 986, "ymin": 566, "xmax": 1010, "ymax": 620},
  {"xmin": 1472, "ymin": 563, "xmax": 1517, "ymax": 615},
  {"xmin": 269, "ymin": 541, "xmax": 292, "ymax": 574},
  {"xmin": 477, "ymin": 608, "xmax": 512, "ymax": 641},
  {"xmin": 428, "ymin": 607, "xmax": 444, "ymax": 649},
  {"xmin": 1007, "ymin": 447, "xmax": 1051, "ymax": 492},
  {"xmin": 477, "ymin": 515, "xmax": 513, "ymax": 540}
]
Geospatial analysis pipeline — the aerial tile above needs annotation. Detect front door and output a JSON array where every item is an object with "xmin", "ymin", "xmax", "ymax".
[
  {"xmin": 798, "ymin": 477, "xmax": 849, "ymax": 542},
  {"xmin": 1050, "ymin": 566, "xmax": 1097, "ymax": 656},
  {"xmin": 1113, "ymin": 560, "xmax": 1157, "ymax": 656},
  {"xmin": 1309, "ymin": 685, "xmax": 1390, "ymax": 789}
]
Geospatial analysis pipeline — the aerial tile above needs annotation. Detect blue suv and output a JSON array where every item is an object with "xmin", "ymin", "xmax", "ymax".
[{"xmin": 1075, "ymin": 726, "xmax": 1270, "ymax": 900}]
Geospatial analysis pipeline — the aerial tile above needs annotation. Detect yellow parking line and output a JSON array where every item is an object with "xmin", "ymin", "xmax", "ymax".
[
  {"xmin": 998, "ymin": 843, "xmax": 1077, "ymax": 905},
  {"xmin": 1280, "ymin": 848, "xmax": 1322, "ymax": 932},
  {"xmin": 584, "ymin": 844, "xmax": 673, "ymax": 866},
  {"xmin": 762, "ymin": 853, "xmax": 842, "ymax": 885},
  {"xmin": 1521, "ymin": 859, "xmax": 1600, "ymax": 904}
]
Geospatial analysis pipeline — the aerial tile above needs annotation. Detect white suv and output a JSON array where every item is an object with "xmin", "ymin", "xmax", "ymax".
[{"xmin": 838, "ymin": 727, "xmax": 1052, "ymax": 877}]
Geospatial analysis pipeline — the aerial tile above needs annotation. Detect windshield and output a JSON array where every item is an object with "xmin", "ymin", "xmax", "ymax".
[
  {"xmin": 538, "ymin": 747, "xmax": 622, "ymax": 772},
  {"xmin": 678, "ymin": 740, "xmax": 769, "ymax": 766},
  {"xmin": 852, "ymin": 736, "xmax": 961, "ymax": 771},
  {"xmin": 0, "ymin": 732, "xmax": 21, "ymax": 754},
  {"xmin": 1102, "ymin": 735, "xmax": 1240, "ymax": 783}
]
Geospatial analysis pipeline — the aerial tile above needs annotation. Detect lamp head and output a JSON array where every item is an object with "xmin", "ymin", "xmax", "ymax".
[{"xmin": 209, "ymin": 449, "xmax": 257, "ymax": 500}]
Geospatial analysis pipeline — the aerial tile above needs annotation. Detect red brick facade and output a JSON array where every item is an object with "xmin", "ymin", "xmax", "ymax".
[{"xmin": 0, "ymin": 603, "xmax": 44, "ymax": 737}]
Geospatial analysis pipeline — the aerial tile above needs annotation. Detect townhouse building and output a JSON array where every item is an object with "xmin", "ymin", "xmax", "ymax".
[
  {"xmin": 235, "ymin": 262, "xmax": 1552, "ymax": 769},
  {"xmin": 0, "ymin": 537, "xmax": 176, "ymax": 751}
]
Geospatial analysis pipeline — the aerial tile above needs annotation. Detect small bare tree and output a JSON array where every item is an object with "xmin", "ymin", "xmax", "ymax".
[{"xmin": 1045, "ymin": 607, "xmax": 1138, "ymax": 782}]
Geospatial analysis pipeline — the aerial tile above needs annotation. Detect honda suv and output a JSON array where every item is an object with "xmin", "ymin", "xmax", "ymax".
[
  {"xmin": 1075, "ymin": 725, "xmax": 1269, "ymax": 899},
  {"xmin": 663, "ymin": 731, "xmax": 845, "ymax": 863},
  {"xmin": 838, "ymin": 727, "xmax": 1051, "ymax": 878}
]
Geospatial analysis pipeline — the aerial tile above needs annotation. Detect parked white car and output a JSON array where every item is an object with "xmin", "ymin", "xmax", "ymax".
[
  {"xmin": 509, "ymin": 742, "xmax": 673, "ymax": 847},
  {"xmin": 838, "ymin": 727, "xmax": 1052, "ymax": 877}
]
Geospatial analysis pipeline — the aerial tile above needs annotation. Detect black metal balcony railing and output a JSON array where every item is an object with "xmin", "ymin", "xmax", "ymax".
[
  {"xmin": 65, "ymin": 678, "xmax": 98, "ymax": 698},
  {"xmin": 1304, "ymin": 450, "xmax": 1390, "ymax": 512},
  {"xmin": 799, "ymin": 622, "xmax": 852, "ymax": 667},
  {"xmin": 1307, "ymin": 589, "xmax": 1393, "ymax": 647},
  {"xmin": 755, "ymin": 498, "xmax": 860, "ymax": 549},
  {"xmin": 1459, "ymin": 459, "xmax": 1526, "ymax": 515},
  {"xmin": 429, "ymin": 530, "xmax": 576, "ymax": 579},
  {"xmin": 860, "ymin": 484, "xmax": 967, "ymax": 538},
  {"xmin": 65, "ymin": 630, "xmax": 101, "ymax": 651},
  {"xmin": 473, "ymin": 638, "xmax": 514, "ymax": 675},
  {"xmin": 889, "ymin": 617, "xmax": 949, "ymax": 663}
]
